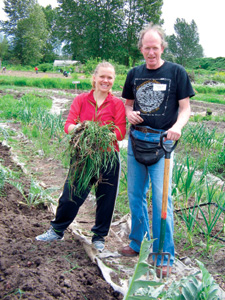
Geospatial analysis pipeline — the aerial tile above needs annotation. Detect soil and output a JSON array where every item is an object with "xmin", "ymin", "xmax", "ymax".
[
  {"xmin": 0, "ymin": 143, "xmax": 124, "ymax": 300},
  {"xmin": 0, "ymin": 71, "xmax": 225, "ymax": 299}
]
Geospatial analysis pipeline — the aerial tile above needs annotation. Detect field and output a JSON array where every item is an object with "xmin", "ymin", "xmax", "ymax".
[
  {"xmin": 0, "ymin": 71, "xmax": 225, "ymax": 299},
  {"xmin": 1, "ymin": 70, "xmax": 73, "ymax": 79}
]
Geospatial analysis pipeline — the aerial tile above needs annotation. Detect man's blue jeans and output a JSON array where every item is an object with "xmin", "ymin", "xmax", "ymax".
[{"xmin": 127, "ymin": 127, "xmax": 174, "ymax": 266}]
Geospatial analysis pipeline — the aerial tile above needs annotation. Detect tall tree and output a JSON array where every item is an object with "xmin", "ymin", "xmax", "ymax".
[
  {"xmin": 57, "ymin": 0, "xmax": 86, "ymax": 61},
  {"xmin": 123, "ymin": 0, "xmax": 163, "ymax": 65},
  {"xmin": 166, "ymin": 18, "xmax": 203, "ymax": 67},
  {"xmin": 57, "ymin": 0, "xmax": 125, "ymax": 63},
  {"xmin": 15, "ymin": 4, "xmax": 49, "ymax": 65},
  {"xmin": 0, "ymin": 0, "xmax": 37, "ymax": 36},
  {"xmin": 42, "ymin": 5, "xmax": 61, "ymax": 62},
  {"xmin": 0, "ymin": 34, "xmax": 9, "ymax": 60},
  {"xmin": 1, "ymin": 0, "xmax": 164, "ymax": 65},
  {"xmin": 0, "ymin": 0, "xmax": 49, "ymax": 64},
  {"xmin": 56, "ymin": 0, "xmax": 163, "ymax": 65},
  {"xmin": 82, "ymin": 0, "xmax": 125, "ymax": 62}
]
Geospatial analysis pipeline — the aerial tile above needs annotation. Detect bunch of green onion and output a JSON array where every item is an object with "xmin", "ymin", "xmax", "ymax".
[{"xmin": 68, "ymin": 121, "xmax": 118, "ymax": 196}]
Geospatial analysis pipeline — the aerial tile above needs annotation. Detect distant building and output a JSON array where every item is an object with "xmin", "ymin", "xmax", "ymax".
[{"xmin": 53, "ymin": 60, "xmax": 78, "ymax": 67}]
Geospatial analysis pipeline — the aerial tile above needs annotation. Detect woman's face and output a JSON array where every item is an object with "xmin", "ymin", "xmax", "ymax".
[{"xmin": 93, "ymin": 67, "xmax": 115, "ymax": 93}]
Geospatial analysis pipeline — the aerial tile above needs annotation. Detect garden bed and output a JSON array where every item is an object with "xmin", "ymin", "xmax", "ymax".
[{"xmin": 0, "ymin": 86, "xmax": 225, "ymax": 299}]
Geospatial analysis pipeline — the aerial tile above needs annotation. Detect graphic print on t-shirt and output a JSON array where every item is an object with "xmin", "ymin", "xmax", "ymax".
[{"xmin": 135, "ymin": 78, "xmax": 171, "ymax": 116}]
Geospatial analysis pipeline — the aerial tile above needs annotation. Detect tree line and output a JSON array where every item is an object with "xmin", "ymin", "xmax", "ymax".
[{"xmin": 0, "ymin": 0, "xmax": 206, "ymax": 68}]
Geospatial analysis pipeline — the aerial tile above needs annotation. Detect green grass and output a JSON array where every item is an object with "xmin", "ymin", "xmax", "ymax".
[
  {"xmin": 188, "ymin": 69, "xmax": 225, "ymax": 85},
  {"xmin": 0, "ymin": 73, "xmax": 125, "ymax": 91},
  {"xmin": 0, "ymin": 75, "xmax": 90, "ymax": 90},
  {"xmin": 192, "ymin": 92, "xmax": 225, "ymax": 105},
  {"xmin": 1, "ymin": 70, "xmax": 225, "ymax": 101},
  {"xmin": 193, "ymin": 84, "xmax": 225, "ymax": 96}
]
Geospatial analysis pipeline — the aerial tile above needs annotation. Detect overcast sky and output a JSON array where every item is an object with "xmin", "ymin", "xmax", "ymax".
[
  {"xmin": 1, "ymin": 0, "xmax": 224, "ymax": 58},
  {"xmin": 162, "ymin": 0, "xmax": 225, "ymax": 58}
]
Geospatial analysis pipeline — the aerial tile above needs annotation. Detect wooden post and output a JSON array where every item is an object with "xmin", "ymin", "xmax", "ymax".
[{"xmin": 72, "ymin": 81, "xmax": 80, "ymax": 94}]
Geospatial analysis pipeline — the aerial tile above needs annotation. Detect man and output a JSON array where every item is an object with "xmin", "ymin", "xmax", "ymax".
[{"xmin": 119, "ymin": 23, "xmax": 194, "ymax": 277}]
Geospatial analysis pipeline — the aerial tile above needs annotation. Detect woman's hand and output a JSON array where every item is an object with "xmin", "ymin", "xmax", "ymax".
[{"xmin": 68, "ymin": 123, "xmax": 81, "ymax": 134}]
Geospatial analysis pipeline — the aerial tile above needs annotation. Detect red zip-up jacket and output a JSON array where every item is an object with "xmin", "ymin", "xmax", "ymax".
[{"xmin": 64, "ymin": 90, "xmax": 126, "ymax": 151}]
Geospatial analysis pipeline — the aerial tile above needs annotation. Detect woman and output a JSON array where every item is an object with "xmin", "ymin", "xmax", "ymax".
[{"xmin": 36, "ymin": 62, "xmax": 126, "ymax": 252}]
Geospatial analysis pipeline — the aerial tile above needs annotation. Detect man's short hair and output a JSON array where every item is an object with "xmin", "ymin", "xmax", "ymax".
[{"xmin": 138, "ymin": 22, "xmax": 168, "ymax": 49}]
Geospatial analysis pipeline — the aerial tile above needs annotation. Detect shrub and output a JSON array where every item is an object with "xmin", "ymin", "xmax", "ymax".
[
  {"xmin": 37, "ymin": 63, "xmax": 53, "ymax": 73},
  {"xmin": 83, "ymin": 58, "xmax": 130, "ymax": 76}
]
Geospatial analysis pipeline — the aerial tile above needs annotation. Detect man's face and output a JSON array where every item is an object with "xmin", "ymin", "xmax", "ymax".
[{"xmin": 140, "ymin": 30, "xmax": 164, "ymax": 70}]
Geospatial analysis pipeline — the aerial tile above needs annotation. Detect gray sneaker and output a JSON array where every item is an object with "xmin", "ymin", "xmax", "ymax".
[
  {"xmin": 93, "ymin": 240, "xmax": 105, "ymax": 252},
  {"xmin": 35, "ymin": 227, "xmax": 64, "ymax": 241}
]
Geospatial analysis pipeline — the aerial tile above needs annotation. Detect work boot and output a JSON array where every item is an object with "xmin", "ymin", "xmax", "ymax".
[{"xmin": 118, "ymin": 245, "xmax": 139, "ymax": 257}]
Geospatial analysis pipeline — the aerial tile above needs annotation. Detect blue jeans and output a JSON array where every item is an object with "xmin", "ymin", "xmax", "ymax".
[{"xmin": 127, "ymin": 127, "xmax": 174, "ymax": 266}]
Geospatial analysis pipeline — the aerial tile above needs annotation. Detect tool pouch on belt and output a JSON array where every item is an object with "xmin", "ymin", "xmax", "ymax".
[{"xmin": 130, "ymin": 130, "xmax": 164, "ymax": 166}]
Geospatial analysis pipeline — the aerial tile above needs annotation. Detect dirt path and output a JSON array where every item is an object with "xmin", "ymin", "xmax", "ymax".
[{"xmin": 1, "ymin": 69, "xmax": 73, "ymax": 79}]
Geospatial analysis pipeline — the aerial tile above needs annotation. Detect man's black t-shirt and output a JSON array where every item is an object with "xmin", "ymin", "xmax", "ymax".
[{"xmin": 122, "ymin": 61, "xmax": 195, "ymax": 130}]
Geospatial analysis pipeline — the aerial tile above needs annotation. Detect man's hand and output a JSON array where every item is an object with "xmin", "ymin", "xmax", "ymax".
[
  {"xmin": 126, "ymin": 110, "xmax": 144, "ymax": 125},
  {"xmin": 166, "ymin": 97, "xmax": 191, "ymax": 141},
  {"xmin": 125, "ymin": 100, "xmax": 144, "ymax": 125},
  {"xmin": 166, "ymin": 126, "xmax": 181, "ymax": 141}
]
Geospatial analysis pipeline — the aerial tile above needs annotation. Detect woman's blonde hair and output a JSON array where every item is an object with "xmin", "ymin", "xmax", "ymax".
[{"xmin": 91, "ymin": 61, "xmax": 115, "ymax": 90}]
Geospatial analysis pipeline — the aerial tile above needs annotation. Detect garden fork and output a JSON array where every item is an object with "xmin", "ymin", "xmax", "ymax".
[{"xmin": 148, "ymin": 132, "xmax": 178, "ymax": 279}]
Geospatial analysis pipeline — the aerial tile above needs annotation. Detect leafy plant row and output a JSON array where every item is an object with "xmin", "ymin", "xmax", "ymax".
[{"xmin": 123, "ymin": 237, "xmax": 222, "ymax": 299}]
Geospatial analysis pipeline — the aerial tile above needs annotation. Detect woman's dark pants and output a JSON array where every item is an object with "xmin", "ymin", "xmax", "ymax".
[{"xmin": 51, "ymin": 157, "xmax": 120, "ymax": 242}]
